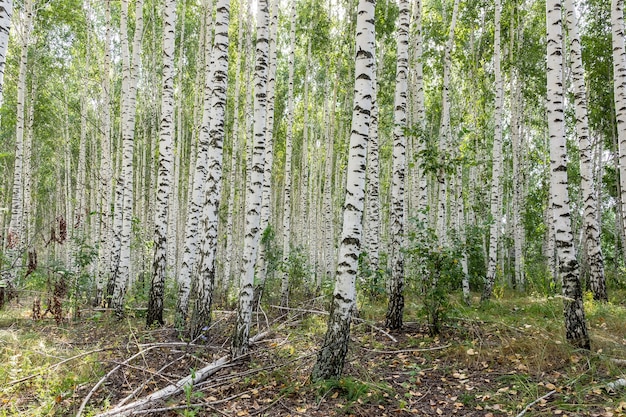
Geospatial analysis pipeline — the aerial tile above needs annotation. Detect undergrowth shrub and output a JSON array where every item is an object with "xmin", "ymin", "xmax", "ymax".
[{"xmin": 406, "ymin": 218, "xmax": 463, "ymax": 335}]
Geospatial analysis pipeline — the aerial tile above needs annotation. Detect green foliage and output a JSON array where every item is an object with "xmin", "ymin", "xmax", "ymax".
[
  {"xmin": 315, "ymin": 376, "xmax": 392, "ymax": 409},
  {"xmin": 357, "ymin": 251, "xmax": 387, "ymax": 301},
  {"xmin": 406, "ymin": 218, "xmax": 464, "ymax": 336}
]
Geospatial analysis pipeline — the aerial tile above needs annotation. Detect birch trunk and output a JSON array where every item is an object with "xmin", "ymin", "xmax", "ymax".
[
  {"xmin": 0, "ymin": 0, "xmax": 11, "ymax": 109},
  {"xmin": 189, "ymin": 0, "xmax": 231, "ymax": 339},
  {"xmin": 147, "ymin": 0, "xmax": 177, "ymax": 327},
  {"xmin": 565, "ymin": 0, "xmax": 606, "ymax": 301},
  {"xmin": 385, "ymin": 0, "xmax": 409, "ymax": 330},
  {"xmin": 546, "ymin": 0, "xmax": 590, "ymax": 350},
  {"xmin": 4, "ymin": 0, "xmax": 32, "ymax": 294},
  {"xmin": 280, "ymin": 0, "xmax": 296, "ymax": 306},
  {"xmin": 110, "ymin": 0, "xmax": 144, "ymax": 317},
  {"xmin": 311, "ymin": 0, "xmax": 375, "ymax": 381},
  {"xmin": 176, "ymin": 0, "xmax": 215, "ymax": 325},
  {"xmin": 254, "ymin": 0, "xmax": 278, "ymax": 304},
  {"xmin": 612, "ymin": 0, "xmax": 626, "ymax": 250},
  {"xmin": 482, "ymin": 0, "xmax": 504, "ymax": 303},
  {"xmin": 232, "ymin": 0, "xmax": 270, "ymax": 357},
  {"xmin": 364, "ymin": 38, "xmax": 380, "ymax": 275},
  {"xmin": 96, "ymin": 0, "xmax": 113, "ymax": 306},
  {"xmin": 411, "ymin": 0, "xmax": 427, "ymax": 223},
  {"xmin": 436, "ymin": 0, "xmax": 460, "ymax": 246}
]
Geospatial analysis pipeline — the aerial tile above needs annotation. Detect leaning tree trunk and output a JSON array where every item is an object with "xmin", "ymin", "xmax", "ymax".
[
  {"xmin": 546, "ymin": 0, "xmax": 590, "ymax": 350},
  {"xmin": 147, "ymin": 0, "xmax": 177, "ymax": 327},
  {"xmin": 232, "ymin": 0, "xmax": 270, "ymax": 358},
  {"xmin": 189, "ymin": 0, "xmax": 231, "ymax": 340},
  {"xmin": 565, "ymin": 0, "xmax": 606, "ymax": 301},
  {"xmin": 311, "ymin": 0, "xmax": 375, "ymax": 381},
  {"xmin": 482, "ymin": 0, "xmax": 504, "ymax": 303},
  {"xmin": 385, "ymin": 0, "xmax": 409, "ymax": 330}
]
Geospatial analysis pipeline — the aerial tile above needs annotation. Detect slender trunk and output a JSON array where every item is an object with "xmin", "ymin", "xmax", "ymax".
[
  {"xmin": 190, "ymin": 0, "xmax": 231, "ymax": 339},
  {"xmin": 311, "ymin": 0, "xmax": 375, "ymax": 381},
  {"xmin": 482, "ymin": 0, "xmax": 504, "ymax": 303},
  {"xmin": 147, "ymin": 0, "xmax": 178, "ymax": 327},
  {"xmin": 176, "ymin": 0, "xmax": 215, "ymax": 325},
  {"xmin": 254, "ymin": 0, "xmax": 278, "ymax": 305},
  {"xmin": 280, "ymin": 0, "xmax": 296, "ymax": 307},
  {"xmin": 0, "ymin": 0, "xmax": 11, "ymax": 109},
  {"xmin": 232, "ymin": 0, "xmax": 270, "ymax": 357},
  {"xmin": 385, "ymin": 0, "xmax": 409, "ymax": 330},
  {"xmin": 364, "ymin": 38, "xmax": 380, "ymax": 275},
  {"xmin": 4, "ymin": 0, "xmax": 32, "ymax": 293},
  {"xmin": 612, "ymin": 0, "xmax": 626, "ymax": 249},
  {"xmin": 546, "ymin": 0, "xmax": 590, "ymax": 350},
  {"xmin": 436, "ymin": 0, "xmax": 460, "ymax": 246},
  {"xmin": 565, "ymin": 0, "xmax": 606, "ymax": 301},
  {"xmin": 96, "ymin": 0, "xmax": 113, "ymax": 306},
  {"xmin": 110, "ymin": 0, "xmax": 144, "ymax": 317}
]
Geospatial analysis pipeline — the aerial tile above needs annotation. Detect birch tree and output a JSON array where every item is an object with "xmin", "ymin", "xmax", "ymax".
[
  {"xmin": 147, "ymin": 0, "xmax": 177, "ymax": 326},
  {"xmin": 280, "ymin": 0, "xmax": 296, "ymax": 307},
  {"xmin": 385, "ymin": 0, "xmax": 409, "ymax": 330},
  {"xmin": 232, "ymin": 0, "xmax": 270, "ymax": 357},
  {"xmin": 612, "ymin": 0, "xmax": 626, "ymax": 256},
  {"xmin": 96, "ymin": 0, "xmax": 113, "ymax": 306},
  {"xmin": 4, "ymin": 0, "xmax": 33, "ymax": 298},
  {"xmin": 110, "ymin": 0, "xmax": 144, "ymax": 317},
  {"xmin": 565, "ymin": 0, "xmax": 606, "ymax": 301},
  {"xmin": 0, "ymin": 0, "xmax": 12, "ymax": 108},
  {"xmin": 311, "ymin": 0, "xmax": 375, "ymax": 381},
  {"xmin": 546, "ymin": 0, "xmax": 590, "ymax": 350},
  {"xmin": 189, "ymin": 0, "xmax": 231, "ymax": 339},
  {"xmin": 482, "ymin": 0, "xmax": 504, "ymax": 303},
  {"xmin": 176, "ymin": 0, "xmax": 215, "ymax": 325}
]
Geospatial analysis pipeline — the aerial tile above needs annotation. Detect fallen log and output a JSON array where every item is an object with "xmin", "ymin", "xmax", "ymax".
[{"xmin": 81, "ymin": 331, "xmax": 270, "ymax": 417}]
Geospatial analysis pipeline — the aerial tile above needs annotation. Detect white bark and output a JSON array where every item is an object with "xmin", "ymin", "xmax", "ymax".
[
  {"xmin": 232, "ymin": 0, "xmax": 270, "ymax": 357},
  {"xmin": 546, "ymin": 0, "xmax": 589, "ymax": 350},
  {"xmin": 190, "ymin": 0, "xmax": 231, "ymax": 339},
  {"xmin": 176, "ymin": 0, "xmax": 215, "ymax": 324},
  {"xmin": 4, "ymin": 0, "xmax": 32, "ymax": 289},
  {"xmin": 110, "ymin": 0, "xmax": 144, "ymax": 316},
  {"xmin": 147, "ymin": 0, "xmax": 177, "ymax": 326},
  {"xmin": 364, "ymin": 38, "xmax": 380, "ymax": 274},
  {"xmin": 280, "ymin": 0, "xmax": 296, "ymax": 306},
  {"xmin": 612, "ymin": 0, "xmax": 626, "ymax": 262},
  {"xmin": 311, "ymin": 0, "xmax": 375, "ymax": 381},
  {"xmin": 565, "ymin": 0, "xmax": 605, "ymax": 301},
  {"xmin": 482, "ymin": 0, "xmax": 504, "ymax": 303},
  {"xmin": 436, "ymin": 0, "xmax": 460, "ymax": 246},
  {"xmin": 96, "ymin": 0, "xmax": 113, "ymax": 306},
  {"xmin": 255, "ymin": 0, "xmax": 278, "ymax": 300},
  {"xmin": 0, "ymin": 0, "xmax": 11, "ymax": 109},
  {"xmin": 385, "ymin": 0, "xmax": 409, "ymax": 330}
]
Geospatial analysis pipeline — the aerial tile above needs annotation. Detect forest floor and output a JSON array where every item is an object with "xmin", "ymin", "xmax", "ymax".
[{"xmin": 1, "ymin": 291, "xmax": 626, "ymax": 417}]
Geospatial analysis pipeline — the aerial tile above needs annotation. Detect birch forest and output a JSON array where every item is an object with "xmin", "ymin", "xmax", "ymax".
[{"xmin": 2, "ymin": 0, "xmax": 626, "ymax": 415}]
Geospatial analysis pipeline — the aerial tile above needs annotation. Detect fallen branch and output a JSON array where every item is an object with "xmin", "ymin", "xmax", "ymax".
[
  {"xmin": 515, "ymin": 390, "xmax": 556, "ymax": 417},
  {"xmin": 606, "ymin": 378, "xmax": 626, "ymax": 392},
  {"xmin": 85, "ymin": 331, "xmax": 270, "ymax": 417},
  {"xmin": 360, "ymin": 344, "xmax": 451, "ymax": 354}
]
